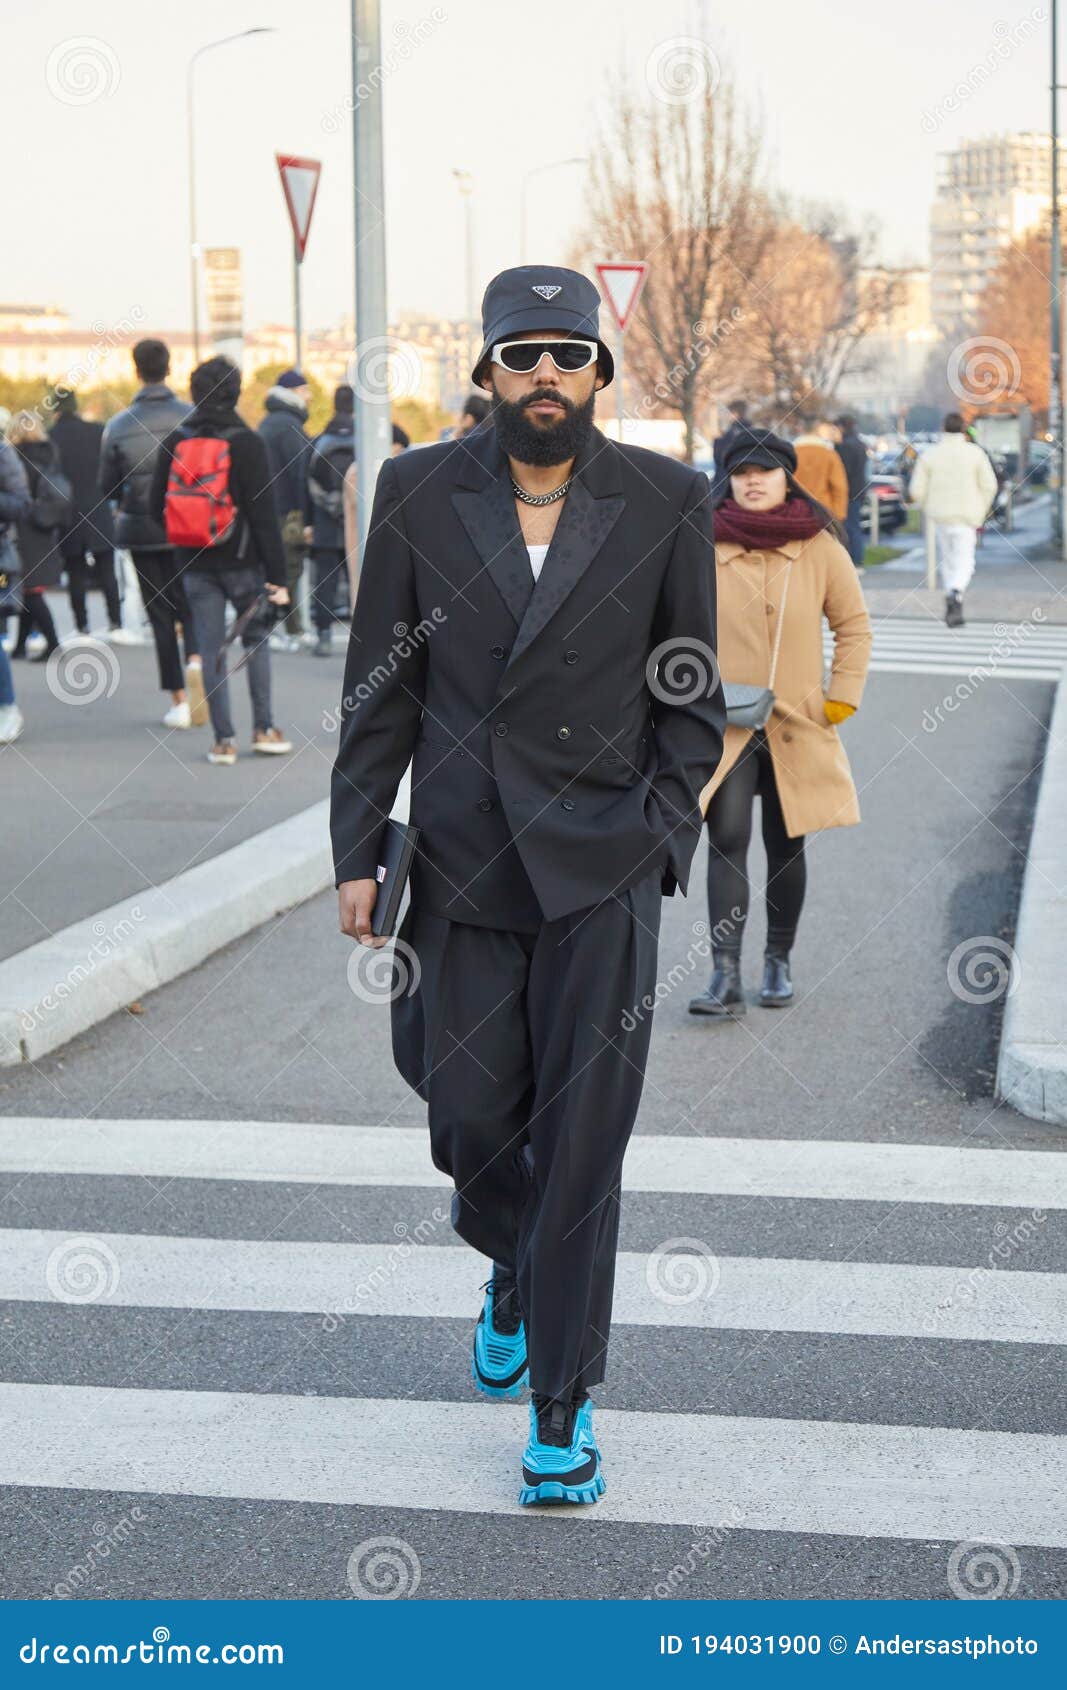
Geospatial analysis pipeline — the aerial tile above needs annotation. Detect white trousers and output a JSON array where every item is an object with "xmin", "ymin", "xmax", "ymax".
[{"xmin": 935, "ymin": 522, "xmax": 977, "ymax": 595}]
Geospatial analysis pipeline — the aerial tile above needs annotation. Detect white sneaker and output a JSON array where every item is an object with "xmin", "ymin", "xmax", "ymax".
[
  {"xmin": 269, "ymin": 632, "xmax": 289, "ymax": 652},
  {"xmin": 163, "ymin": 700, "xmax": 192, "ymax": 729},
  {"xmin": 0, "ymin": 704, "xmax": 24, "ymax": 744},
  {"xmin": 105, "ymin": 626, "xmax": 140, "ymax": 646}
]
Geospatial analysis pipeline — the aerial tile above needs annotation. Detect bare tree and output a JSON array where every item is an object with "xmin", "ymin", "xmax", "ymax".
[
  {"xmin": 737, "ymin": 203, "xmax": 904, "ymax": 424},
  {"xmin": 575, "ymin": 48, "xmax": 769, "ymax": 460}
]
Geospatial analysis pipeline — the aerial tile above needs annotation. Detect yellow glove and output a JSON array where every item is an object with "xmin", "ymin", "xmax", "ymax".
[{"xmin": 824, "ymin": 699, "xmax": 856, "ymax": 725}]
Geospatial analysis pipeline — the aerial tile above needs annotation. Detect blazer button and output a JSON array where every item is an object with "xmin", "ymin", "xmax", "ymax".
[
  {"xmin": 561, "ymin": 798, "xmax": 575, "ymax": 811},
  {"xmin": 564, "ymin": 650, "xmax": 579, "ymax": 664},
  {"xmin": 556, "ymin": 725, "xmax": 572, "ymax": 740},
  {"xmin": 490, "ymin": 644, "xmax": 506, "ymax": 660},
  {"xmin": 765, "ymin": 603, "xmax": 774, "ymax": 614},
  {"xmin": 782, "ymin": 731, "xmax": 793, "ymax": 742},
  {"xmin": 494, "ymin": 722, "xmax": 509, "ymax": 736},
  {"xmin": 477, "ymin": 797, "xmax": 494, "ymax": 812}
]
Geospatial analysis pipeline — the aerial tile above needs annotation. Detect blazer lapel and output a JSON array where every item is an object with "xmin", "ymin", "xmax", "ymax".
[
  {"xmin": 450, "ymin": 434, "xmax": 535, "ymax": 630},
  {"xmin": 449, "ymin": 424, "xmax": 627, "ymax": 665}
]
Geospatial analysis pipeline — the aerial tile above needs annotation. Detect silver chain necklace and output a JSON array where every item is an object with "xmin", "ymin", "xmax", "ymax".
[{"xmin": 511, "ymin": 474, "xmax": 573, "ymax": 507}]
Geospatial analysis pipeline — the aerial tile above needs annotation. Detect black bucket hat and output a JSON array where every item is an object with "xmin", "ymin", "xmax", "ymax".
[
  {"xmin": 471, "ymin": 265, "xmax": 614, "ymax": 387},
  {"xmin": 719, "ymin": 427, "xmax": 797, "ymax": 478}
]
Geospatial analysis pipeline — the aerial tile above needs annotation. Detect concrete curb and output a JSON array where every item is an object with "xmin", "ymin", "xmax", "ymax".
[
  {"xmin": 0, "ymin": 800, "xmax": 332, "ymax": 1068},
  {"xmin": 996, "ymin": 670, "xmax": 1067, "ymax": 1126}
]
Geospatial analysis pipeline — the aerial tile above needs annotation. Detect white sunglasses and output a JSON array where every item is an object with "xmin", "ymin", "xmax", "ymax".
[{"xmin": 490, "ymin": 338, "xmax": 599, "ymax": 375}]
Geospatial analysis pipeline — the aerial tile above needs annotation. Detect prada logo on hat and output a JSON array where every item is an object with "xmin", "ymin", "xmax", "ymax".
[{"xmin": 531, "ymin": 284, "xmax": 562, "ymax": 299}]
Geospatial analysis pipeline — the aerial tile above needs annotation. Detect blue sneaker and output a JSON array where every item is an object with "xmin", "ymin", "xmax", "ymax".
[
  {"xmin": 519, "ymin": 1394, "xmax": 604, "ymax": 1506},
  {"xmin": 471, "ymin": 1267, "xmax": 528, "ymax": 1399}
]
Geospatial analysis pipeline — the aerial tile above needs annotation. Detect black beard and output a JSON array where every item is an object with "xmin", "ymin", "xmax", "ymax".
[{"xmin": 490, "ymin": 385, "xmax": 597, "ymax": 467}]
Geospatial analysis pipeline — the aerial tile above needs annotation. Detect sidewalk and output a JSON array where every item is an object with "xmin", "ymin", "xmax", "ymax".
[
  {"xmin": 861, "ymin": 493, "xmax": 1067, "ymax": 625},
  {"xmin": 2, "ymin": 594, "xmax": 346, "ymax": 962}
]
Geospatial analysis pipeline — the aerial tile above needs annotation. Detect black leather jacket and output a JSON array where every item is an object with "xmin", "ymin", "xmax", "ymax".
[{"xmin": 99, "ymin": 383, "xmax": 191, "ymax": 550}]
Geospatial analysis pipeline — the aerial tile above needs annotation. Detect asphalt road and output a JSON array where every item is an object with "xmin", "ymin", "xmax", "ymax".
[{"xmin": 1, "ymin": 647, "xmax": 1065, "ymax": 1600}]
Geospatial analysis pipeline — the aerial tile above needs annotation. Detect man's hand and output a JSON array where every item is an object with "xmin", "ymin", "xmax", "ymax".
[
  {"xmin": 265, "ymin": 584, "xmax": 291, "ymax": 607},
  {"xmin": 338, "ymin": 878, "xmax": 387, "ymax": 947},
  {"xmin": 303, "ymin": 525, "xmax": 314, "ymax": 545}
]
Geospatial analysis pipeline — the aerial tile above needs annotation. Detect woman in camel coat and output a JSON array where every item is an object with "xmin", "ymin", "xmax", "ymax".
[{"xmin": 690, "ymin": 428, "xmax": 872, "ymax": 1018}]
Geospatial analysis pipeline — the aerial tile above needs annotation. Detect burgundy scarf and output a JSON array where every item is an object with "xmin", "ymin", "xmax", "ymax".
[{"xmin": 713, "ymin": 495, "xmax": 825, "ymax": 550}]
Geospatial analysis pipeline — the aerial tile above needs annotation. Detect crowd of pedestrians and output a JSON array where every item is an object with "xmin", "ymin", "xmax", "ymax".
[
  {"xmin": 0, "ymin": 338, "xmax": 422, "ymax": 751},
  {"xmin": 0, "ymin": 333, "xmax": 1000, "ymax": 766},
  {"xmin": 723, "ymin": 402, "xmax": 1001, "ymax": 620}
]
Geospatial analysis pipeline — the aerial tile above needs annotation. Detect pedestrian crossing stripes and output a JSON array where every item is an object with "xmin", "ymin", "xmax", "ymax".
[
  {"xmin": 2, "ymin": 1117, "xmax": 1064, "ymax": 1208},
  {"xmin": 1, "ymin": 1230, "xmax": 1063, "ymax": 1344},
  {"xmin": 823, "ymin": 618, "xmax": 1067, "ymax": 680},
  {"xmin": 1, "ymin": 1118, "xmax": 1064, "ymax": 1556},
  {"xmin": 2, "ymin": 1383, "xmax": 1064, "ymax": 1544}
]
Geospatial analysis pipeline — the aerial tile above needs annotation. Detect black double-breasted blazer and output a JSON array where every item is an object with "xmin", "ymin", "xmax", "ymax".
[{"xmin": 330, "ymin": 423, "xmax": 725, "ymax": 929}]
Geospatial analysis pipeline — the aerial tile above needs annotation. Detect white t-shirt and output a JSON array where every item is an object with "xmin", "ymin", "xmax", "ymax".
[{"xmin": 526, "ymin": 543, "xmax": 550, "ymax": 582}]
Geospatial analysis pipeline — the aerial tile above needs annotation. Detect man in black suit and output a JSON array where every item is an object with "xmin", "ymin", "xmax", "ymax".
[{"xmin": 331, "ymin": 265, "xmax": 725, "ymax": 1505}]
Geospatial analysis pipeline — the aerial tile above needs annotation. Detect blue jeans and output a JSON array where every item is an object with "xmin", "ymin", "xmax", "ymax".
[
  {"xmin": 845, "ymin": 503, "xmax": 865, "ymax": 566},
  {"xmin": 0, "ymin": 642, "xmax": 14, "ymax": 708},
  {"xmin": 182, "ymin": 567, "xmax": 274, "ymax": 742}
]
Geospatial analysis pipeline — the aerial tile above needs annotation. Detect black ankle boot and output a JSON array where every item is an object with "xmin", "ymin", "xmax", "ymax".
[
  {"xmin": 760, "ymin": 950, "xmax": 793, "ymax": 1007},
  {"xmin": 689, "ymin": 949, "xmax": 746, "ymax": 1017}
]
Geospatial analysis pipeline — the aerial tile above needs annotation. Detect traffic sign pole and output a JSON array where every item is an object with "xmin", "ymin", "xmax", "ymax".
[
  {"xmin": 293, "ymin": 237, "xmax": 303, "ymax": 369},
  {"xmin": 275, "ymin": 153, "xmax": 322, "ymax": 370},
  {"xmin": 595, "ymin": 261, "xmax": 649, "ymax": 448}
]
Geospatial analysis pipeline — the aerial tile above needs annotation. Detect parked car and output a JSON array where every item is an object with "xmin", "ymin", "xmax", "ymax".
[{"xmin": 859, "ymin": 462, "xmax": 907, "ymax": 535}]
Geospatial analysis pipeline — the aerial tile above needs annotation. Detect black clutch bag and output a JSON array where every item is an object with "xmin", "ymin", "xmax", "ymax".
[{"xmin": 371, "ymin": 819, "xmax": 421, "ymax": 938}]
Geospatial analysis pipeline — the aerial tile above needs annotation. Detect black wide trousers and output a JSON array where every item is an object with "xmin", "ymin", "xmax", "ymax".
[{"xmin": 391, "ymin": 867, "xmax": 663, "ymax": 1402}]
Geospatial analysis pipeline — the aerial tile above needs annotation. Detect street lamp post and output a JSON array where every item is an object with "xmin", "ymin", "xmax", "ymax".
[
  {"xmin": 519, "ymin": 157, "xmax": 587, "ymax": 263},
  {"xmin": 452, "ymin": 169, "xmax": 476, "ymax": 387},
  {"xmin": 187, "ymin": 29, "xmax": 275, "ymax": 361},
  {"xmin": 1052, "ymin": 1, "xmax": 1066, "ymax": 554}
]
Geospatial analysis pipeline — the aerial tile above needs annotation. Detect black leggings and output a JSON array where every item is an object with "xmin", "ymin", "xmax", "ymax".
[{"xmin": 704, "ymin": 728, "xmax": 807, "ymax": 956}]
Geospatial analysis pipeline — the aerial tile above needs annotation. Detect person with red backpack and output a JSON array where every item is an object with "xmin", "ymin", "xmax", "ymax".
[{"xmin": 150, "ymin": 357, "xmax": 292, "ymax": 765}]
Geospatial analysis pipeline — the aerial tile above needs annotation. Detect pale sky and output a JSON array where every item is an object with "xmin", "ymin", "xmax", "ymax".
[{"xmin": 6, "ymin": 0, "xmax": 1054, "ymax": 336}]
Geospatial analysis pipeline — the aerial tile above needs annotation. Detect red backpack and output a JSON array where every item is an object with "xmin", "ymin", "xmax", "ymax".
[{"xmin": 164, "ymin": 432, "xmax": 239, "ymax": 549}]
